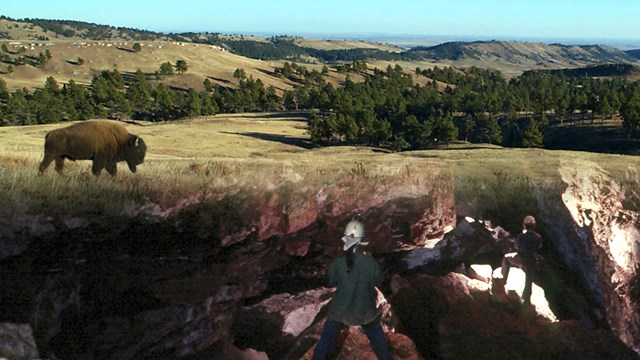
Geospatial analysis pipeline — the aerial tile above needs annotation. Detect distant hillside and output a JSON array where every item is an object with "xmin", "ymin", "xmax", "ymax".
[
  {"xmin": 2, "ymin": 17, "xmax": 639, "ymax": 70},
  {"xmin": 0, "ymin": 17, "xmax": 403, "ymax": 62},
  {"xmin": 408, "ymin": 41, "xmax": 636, "ymax": 67},
  {"xmin": 0, "ymin": 16, "xmax": 165, "ymax": 41}
]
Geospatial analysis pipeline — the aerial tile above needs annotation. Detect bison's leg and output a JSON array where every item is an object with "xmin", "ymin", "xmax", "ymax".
[
  {"xmin": 91, "ymin": 158, "xmax": 106, "ymax": 176},
  {"xmin": 38, "ymin": 154, "xmax": 55, "ymax": 175},
  {"xmin": 106, "ymin": 161, "xmax": 117, "ymax": 176},
  {"xmin": 54, "ymin": 157, "xmax": 65, "ymax": 175}
]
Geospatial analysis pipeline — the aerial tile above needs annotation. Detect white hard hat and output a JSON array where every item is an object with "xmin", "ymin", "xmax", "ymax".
[
  {"xmin": 342, "ymin": 220, "xmax": 368, "ymax": 251},
  {"xmin": 344, "ymin": 220, "xmax": 365, "ymax": 238}
]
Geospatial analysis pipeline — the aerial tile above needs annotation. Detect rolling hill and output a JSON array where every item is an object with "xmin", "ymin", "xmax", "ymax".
[
  {"xmin": 407, "ymin": 41, "xmax": 638, "ymax": 71},
  {"xmin": 2, "ymin": 16, "xmax": 639, "ymax": 78}
]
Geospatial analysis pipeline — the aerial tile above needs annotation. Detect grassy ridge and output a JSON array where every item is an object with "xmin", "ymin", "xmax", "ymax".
[
  {"xmin": 0, "ymin": 114, "xmax": 441, "ymax": 218},
  {"xmin": 1, "ymin": 113, "xmax": 638, "ymax": 223}
]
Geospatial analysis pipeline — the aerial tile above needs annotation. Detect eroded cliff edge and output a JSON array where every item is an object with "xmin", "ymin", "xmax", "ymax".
[{"xmin": 0, "ymin": 160, "xmax": 638, "ymax": 359}]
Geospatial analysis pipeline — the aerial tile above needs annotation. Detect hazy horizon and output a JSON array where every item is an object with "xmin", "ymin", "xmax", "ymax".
[
  {"xmin": 244, "ymin": 31, "xmax": 640, "ymax": 50},
  {"xmin": 3, "ymin": 18, "xmax": 640, "ymax": 51},
  {"xmin": 2, "ymin": 0, "xmax": 640, "ymax": 48}
]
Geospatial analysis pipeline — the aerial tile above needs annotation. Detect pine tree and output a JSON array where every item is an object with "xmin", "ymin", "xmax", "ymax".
[
  {"xmin": 621, "ymin": 89, "xmax": 640, "ymax": 139},
  {"xmin": 158, "ymin": 62, "xmax": 174, "ymax": 78},
  {"xmin": 520, "ymin": 118, "xmax": 544, "ymax": 147},
  {"xmin": 175, "ymin": 60, "xmax": 188, "ymax": 75},
  {"xmin": 233, "ymin": 68, "xmax": 247, "ymax": 82},
  {"xmin": 0, "ymin": 78, "xmax": 8, "ymax": 101},
  {"xmin": 474, "ymin": 114, "xmax": 502, "ymax": 144},
  {"xmin": 432, "ymin": 113, "xmax": 458, "ymax": 145},
  {"xmin": 185, "ymin": 89, "xmax": 202, "ymax": 118},
  {"xmin": 5, "ymin": 89, "xmax": 33, "ymax": 125}
]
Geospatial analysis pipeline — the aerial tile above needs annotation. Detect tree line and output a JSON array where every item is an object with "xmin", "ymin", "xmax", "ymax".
[
  {"xmin": 1, "ymin": 60, "xmax": 640, "ymax": 152},
  {"xmin": 297, "ymin": 64, "xmax": 640, "ymax": 149},
  {"xmin": 8, "ymin": 17, "xmax": 162, "ymax": 41},
  {"xmin": 0, "ymin": 67, "xmax": 281, "ymax": 125}
]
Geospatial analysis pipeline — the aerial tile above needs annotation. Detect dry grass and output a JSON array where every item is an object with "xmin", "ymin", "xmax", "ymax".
[
  {"xmin": 1, "ymin": 113, "xmax": 638, "ymax": 220},
  {"xmin": 0, "ymin": 114, "xmax": 439, "ymax": 217},
  {"xmin": 0, "ymin": 39, "xmax": 367, "ymax": 95},
  {"xmin": 0, "ymin": 39, "xmax": 298, "ymax": 93}
]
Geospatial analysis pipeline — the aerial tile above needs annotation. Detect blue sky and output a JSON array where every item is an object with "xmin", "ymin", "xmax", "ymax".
[{"xmin": 2, "ymin": 0, "xmax": 639, "ymax": 43}]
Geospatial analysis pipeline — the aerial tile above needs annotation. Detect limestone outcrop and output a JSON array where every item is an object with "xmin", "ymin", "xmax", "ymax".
[{"xmin": 538, "ymin": 160, "xmax": 640, "ymax": 352}]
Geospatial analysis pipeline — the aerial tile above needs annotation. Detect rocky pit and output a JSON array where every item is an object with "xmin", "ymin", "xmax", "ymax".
[{"xmin": 0, "ymin": 160, "xmax": 639, "ymax": 359}]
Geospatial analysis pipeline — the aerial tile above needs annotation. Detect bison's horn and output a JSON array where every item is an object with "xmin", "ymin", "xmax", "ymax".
[{"xmin": 134, "ymin": 136, "xmax": 140, "ymax": 147}]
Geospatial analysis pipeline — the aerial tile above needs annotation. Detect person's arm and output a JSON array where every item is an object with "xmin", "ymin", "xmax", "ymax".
[
  {"xmin": 327, "ymin": 261, "xmax": 338, "ymax": 287},
  {"xmin": 537, "ymin": 233, "xmax": 543, "ymax": 251}
]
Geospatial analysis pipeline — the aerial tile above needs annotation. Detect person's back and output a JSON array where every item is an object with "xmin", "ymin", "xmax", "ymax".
[
  {"xmin": 515, "ymin": 230, "xmax": 542, "ymax": 263},
  {"xmin": 327, "ymin": 250, "xmax": 383, "ymax": 326}
]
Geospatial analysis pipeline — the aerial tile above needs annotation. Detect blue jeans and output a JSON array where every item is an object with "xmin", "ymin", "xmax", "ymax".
[{"xmin": 312, "ymin": 316, "xmax": 394, "ymax": 360}]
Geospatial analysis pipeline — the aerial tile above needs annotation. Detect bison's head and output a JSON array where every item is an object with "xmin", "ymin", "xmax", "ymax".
[{"xmin": 125, "ymin": 135, "xmax": 147, "ymax": 173}]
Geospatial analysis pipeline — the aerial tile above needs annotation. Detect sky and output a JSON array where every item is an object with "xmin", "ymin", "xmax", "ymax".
[{"xmin": 3, "ymin": 0, "xmax": 640, "ymax": 46}]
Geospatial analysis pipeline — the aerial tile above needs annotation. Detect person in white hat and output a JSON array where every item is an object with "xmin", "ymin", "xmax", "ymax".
[{"xmin": 312, "ymin": 217, "xmax": 394, "ymax": 360}]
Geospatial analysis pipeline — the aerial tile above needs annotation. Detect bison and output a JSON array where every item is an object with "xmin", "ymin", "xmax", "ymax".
[{"xmin": 38, "ymin": 120, "xmax": 147, "ymax": 176}]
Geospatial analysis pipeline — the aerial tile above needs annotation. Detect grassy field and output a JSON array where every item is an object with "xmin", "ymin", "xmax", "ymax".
[{"xmin": 1, "ymin": 112, "xmax": 638, "ymax": 222}]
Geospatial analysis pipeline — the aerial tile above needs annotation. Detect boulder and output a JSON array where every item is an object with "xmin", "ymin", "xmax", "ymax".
[
  {"xmin": 402, "ymin": 217, "xmax": 501, "ymax": 271},
  {"xmin": 232, "ymin": 288, "xmax": 334, "ymax": 359},
  {"xmin": 83, "ymin": 298, "xmax": 232, "ymax": 360},
  {"xmin": 0, "ymin": 323, "xmax": 40, "ymax": 360},
  {"xmin": 469, "ymin": 264, "xmax": 493, "ymax": 283},
  {"xmin": 0, "ymin": 201, "xmax": 54, "ymax": 260}
]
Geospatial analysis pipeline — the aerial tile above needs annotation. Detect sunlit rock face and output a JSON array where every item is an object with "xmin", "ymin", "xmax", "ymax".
[
  {"xmin": 538, "ymin": 160, "xmax": 640, "ymax": 352},
  {"xmin": 389, "ymin": 272, "xmax": 639, "ymax": 360}
]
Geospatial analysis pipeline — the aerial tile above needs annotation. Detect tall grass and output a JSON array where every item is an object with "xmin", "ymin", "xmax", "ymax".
[
  {"xmin": 2, "ymin": 117, "xmax": 637, "ymax": 230},
  {"xmin": 454, "ymin": 170, "xmax": 557, "ymax": 231},
  {"xmin": 0, "ymin": 149, "xmax": 447, "ymax": 222}
]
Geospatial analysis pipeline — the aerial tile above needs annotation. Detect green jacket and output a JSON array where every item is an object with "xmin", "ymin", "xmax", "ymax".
[{"xmin": 327, "ymin": 250, "xmax": 384, "ymax": 325}]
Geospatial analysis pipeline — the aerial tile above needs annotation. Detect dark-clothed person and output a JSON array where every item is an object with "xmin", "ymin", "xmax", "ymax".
[
  {"xmin": 312, "ymin": 219, "xmax": 394, "ymax": 360},
  {"xmin": 501, "ymin": 215, "xmax": 543, "ymax": 304}
]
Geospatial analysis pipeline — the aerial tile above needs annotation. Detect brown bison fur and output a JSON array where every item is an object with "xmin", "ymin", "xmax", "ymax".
[{"xmin": 38, "ymin": 120, "xmax": 147, "ymax": 176}]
